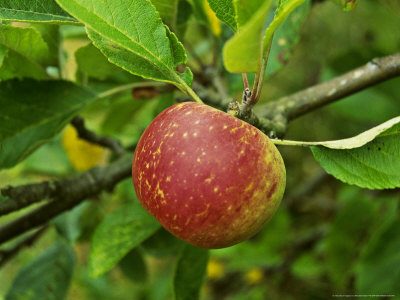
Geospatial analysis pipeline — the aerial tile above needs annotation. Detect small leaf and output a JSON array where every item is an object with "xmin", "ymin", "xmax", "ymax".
[
  {"xmin": 266, "ymin": 0, "xmax": 310, "ymax": 75},
  {"xmin": 0, "ymin": 0, "xmax": 77, "ymax": 23},
  {"xmin": 173, "ymin": 244, "xmax": 209, "ymax": 300},
  {"xmin": 56, "ymin": 0, "xmax": 194, "ymax": 92},
  {"xmin": 223, "ymin": 0, "xmax": 273, "ymax": 73},
  {"xmin": 224, "ymin": 0, "xmax": 306, "ymax": 73},
  {"xmin": 6, "ymin": 243, "xmax": 75, "ymax": 300},
  {"xmin": 206, "ymin": 0, "xmax": 237, "ymax": 31},
  {"xmin": 0, "ymin": 79, "xmax": 96, "ymax": 169},
  {"xmin": 89, "ymin": 204, "xmax": 160, "ymax": 277}
]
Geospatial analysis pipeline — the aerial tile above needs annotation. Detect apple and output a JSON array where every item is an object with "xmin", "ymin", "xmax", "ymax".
[{"xmin": 132, "ymin": 102, "xmax": 286, "ymax": 249}]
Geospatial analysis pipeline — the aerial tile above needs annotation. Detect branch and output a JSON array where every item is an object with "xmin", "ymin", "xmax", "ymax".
[
  {"xmin": 255, "ymin": 52, "xmax": 400, "ymax": 135},
  {"xmin": 0, "ymin": 225, "xmax": 48, "ymax": 268},
  {"xmin": 71, "ymin": 116, "xmax": 125, "ymax": 157},
  {"xmin": 0, "ymin": 153, "xmax": 133, "ymax": 245}
]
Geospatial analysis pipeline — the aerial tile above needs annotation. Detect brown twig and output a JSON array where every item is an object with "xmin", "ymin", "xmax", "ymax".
[
  {"xmin": 0, "ymin": 153, "xmax": 133, "ymax": 245},
  {"xmin": 71, "ymin": 116, "xmax": 125, "ymax": 157}
]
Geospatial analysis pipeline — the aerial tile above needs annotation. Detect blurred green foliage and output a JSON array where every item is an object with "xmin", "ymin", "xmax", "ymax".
[{"xmin": 1, "ymin": 0, "xmax": 400, "ymax": 299}]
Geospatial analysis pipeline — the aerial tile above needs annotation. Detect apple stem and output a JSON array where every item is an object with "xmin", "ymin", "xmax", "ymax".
[{"xmin": 242, "ymin": 73, "xmax": 249, "ymax": 90}]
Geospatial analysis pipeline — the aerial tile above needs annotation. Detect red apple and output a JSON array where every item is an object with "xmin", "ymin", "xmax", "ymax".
[{"xmin": 132, "ymin": 102, "xmax": 286, "ymax": 249}]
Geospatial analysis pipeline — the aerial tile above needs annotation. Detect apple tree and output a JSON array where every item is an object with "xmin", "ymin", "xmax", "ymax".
[{"xmin": 0, "ymin": 0, "xmax": 400, "ymax": 299}]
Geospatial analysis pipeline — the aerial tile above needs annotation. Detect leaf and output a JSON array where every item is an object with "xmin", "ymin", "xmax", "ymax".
[
  {"xmin": 324, "ymin": 190, "xmax": 378, "ymax": 289},
  {"xmin": 0, "ymin": 24, "xmax": 50, "ymax": 65},
  {"xmin": 223, "ymin": 0, "xmax": 306, "ymax": 73},
  {"xmin": 75, "ymin": 43, "xmax": 121, "ymax": 80},
  {"xmin": 0, "ymin": 50, "xmax": 48, "ymax": 80},
  {"xmin": 204, "ymin": 0, "xmax": 221, "ymax": 36},
  {"xmin": 234, "ymin": 0, "xmax": 265, "ymax": 29},
  {"xmin": 89, "ymin": 204, "xmax": 160, "ymax": 277},
  {"xmin": 61, "ymin": 125, "xmax": 106, "ymax": 171},
  {"xmin": 0, "ymin": 79, "xmax": 96, "ymax": 169},
  {"xmin": 173, "ymin": 244, "xmax": 209, "ymax": 300},
  {"xmin": 0, "ymin": 0, "xmax": 77, "ymax": 24},
  {"xmin": 151, "ymin": 0, "xmax": 179, "ymax": 28},
  {"xmin": 119, "ymin": 249, "xmax": 148, "ymax": 283},
  {"xmin": 206, "ymin": 0, "xmax": 237, "ymax": 31},
  {"xmin": 223, "ymin": 0, "xmax": 273, "ymax": 73},
  {"xmin": 310, "ymin": 117, "xmax": 400, "ymax": 189},
  {"xmin": 355, "ymin": 218, "xmax": 400, "ymax": 295},
  {"xmin": 141, "ymin": 227, "xmax": 184, "ymax": 257},
  {"xmin": 6, "ymin": 243, "xmax": 75, "ymax": 300},
  {"xmin": 266, "ymin": 0, "xmax": 310, "ymax": 75},
  {"xmin": 55, "ymin": 0, "xmax": 194, "ymax": 93}
]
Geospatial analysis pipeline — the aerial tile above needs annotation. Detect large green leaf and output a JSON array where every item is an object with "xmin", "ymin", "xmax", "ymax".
[
  {"xmin": 311, "ymin": 118, "xmax": 400, "ymax": 189},
  {"xmin": 89, "ymin": 204, "xmax": 160, "ymax": 277},
  {"xmin": 0, "ymin": 79, "xmax": 96, "ymax": 169},
  {"xmin": 173, "ymin": 244, "xmax": 209, "ymax": 300},
  {"xmin": 0, "ymin": 0, "xmax": 77, "ymax": 24},
  {"xmin": 223, "ymin": 0, "xmax": 305, "ymax": 73},
  {"xmin": 6, "ymin": 243, "xmax": 75, "ymax": 300},
  {"xmin": 55, "ymin": 0, "xmax": 195, "ymax": 95},
  {"xmin": 206, "ymin": 0, "xmax": 237, "ymax": 31}
]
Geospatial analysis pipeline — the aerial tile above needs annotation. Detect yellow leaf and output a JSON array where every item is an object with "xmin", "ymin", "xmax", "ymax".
[
  {"xmin": 204, "ymin": 0, "xmax": 221, "ymax": 36},
  {"xmin": 62, "ymin": 125, "xmax": 106, "ymax": 171}
]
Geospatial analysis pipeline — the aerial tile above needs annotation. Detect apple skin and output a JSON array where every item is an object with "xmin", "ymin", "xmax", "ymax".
[{"xmin": 132, "ymin": 102, "xmax": 286, "ymax": 249}]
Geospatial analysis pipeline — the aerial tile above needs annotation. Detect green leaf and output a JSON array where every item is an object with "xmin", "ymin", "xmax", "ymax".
[
  {"xmin": 141, "ymin": 227, "xmax": 184, "ymax": 257},
  {"xmin": 356, "ymin": 218, "xmax": 400, "ymax": 295},
  {"xmin": 75, "ymin": 43, "xmax": 121, "ymax": 80},
  {"xmin": 173, "ymin": 244, "xmax": 209, "ymax": 300},
  {"xmin": 324, "ymin": 191, "xmax": 378, "ymax": 289},
  {"xmin": 0, "ymin": 0, "xmax": 77, "ymax": 24},
  {"xmin": 89, "ymin": 204, "xmax": 160, "ymax": 277},
  {"xmin": 266, "ymin": 0, "xmax": 310, "ymax": 75},
  {"xmin": 0, "ymin": 24, "xmax": 50, "ymax": 64},
  {"xmin": 223, "ymin": 0, "xmax": 273, "ymax": 73},
  {"xmin": 6, "ymin": 243, "xmax": 75, "ymax": 300},
  {"xmin": 206, "ymin": 0, "xmax": 237, "ymax": 31},
  {"xmin": 0, "ymin": 79, "xmax": 96, "ymax": 169},
  {"xmin": 224, "ymin": 0, "xmax": 306, "ymax": 73},
  {"xmin": 119, "ymin": 249, "xmax": 148, "ymax": 283},
  {"xmin": 310, "ymin": 117, "xmax": 400, "ymax": 189},
  {"xmin": 55, "ymin": 0, "xmax": 195, "ymax": 94},
  {"xmin": 234, "ymin": 0, "xmax": 265, "ymax": 29},
  {"xmin": 151, "ymin": 0, "xmax": 179, "ymax": 28}
]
